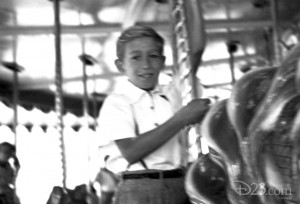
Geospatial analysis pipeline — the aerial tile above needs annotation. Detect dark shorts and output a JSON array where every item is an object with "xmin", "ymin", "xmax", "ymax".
[{"xmin": 113, "ymin": 169, "xmax": 191, "ymax": 204}]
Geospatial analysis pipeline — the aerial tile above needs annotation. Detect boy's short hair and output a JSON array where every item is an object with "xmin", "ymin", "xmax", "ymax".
[{"xmin": 116, "ymin": 25, "xmax": 165, "ymax": 60}]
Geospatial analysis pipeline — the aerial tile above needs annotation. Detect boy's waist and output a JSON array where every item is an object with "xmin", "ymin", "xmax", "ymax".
[{"xmin": 121, "ymin": 168, "xmax": 184, "ymax": 180}]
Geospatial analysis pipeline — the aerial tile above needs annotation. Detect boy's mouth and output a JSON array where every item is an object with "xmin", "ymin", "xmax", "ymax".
[{"xmin": 139, "ymin": 73, "xmax": 154, "ymax": 79}]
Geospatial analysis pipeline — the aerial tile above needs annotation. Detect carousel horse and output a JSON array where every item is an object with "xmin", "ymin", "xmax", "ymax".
[{"xmin": 185, "ymin": 43, "xmax": 300, "ymax": 204}]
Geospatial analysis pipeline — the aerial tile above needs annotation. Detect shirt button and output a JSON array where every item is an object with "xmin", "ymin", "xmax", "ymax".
[{"xmin": 150, "ymin": 106, "xmax": 154, "ymax": 110}]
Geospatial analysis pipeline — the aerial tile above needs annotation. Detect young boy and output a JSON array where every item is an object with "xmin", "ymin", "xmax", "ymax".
[{"xmin": 97, "ymin": 25, "xmax": 210, "ymax": 204}]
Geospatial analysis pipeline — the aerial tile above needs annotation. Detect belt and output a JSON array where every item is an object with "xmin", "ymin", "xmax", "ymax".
[{"xmin": 122, "ymin": 169, "xmax": 184, "ymax": 180}]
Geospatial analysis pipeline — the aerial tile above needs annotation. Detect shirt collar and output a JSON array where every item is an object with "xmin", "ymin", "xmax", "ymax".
[{"xmin": 114, "ymin": 78, "xmax": 162, "ymax": 103}]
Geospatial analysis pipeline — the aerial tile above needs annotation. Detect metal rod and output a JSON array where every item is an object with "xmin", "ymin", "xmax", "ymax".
[
  {"xmin": 12, "ymin": 72, "xmax": 18, "ymax": 135},
  {"xmin": 229, "ymin": 52, "xmax": 236, "ymax": 85},
  {"xmin": 80, "ymin": 51, "xmax": 89, "ymax": 122},
  {"xmin": 270, "ymin": 0, "xmax": 281, "ymax": 66},
  {"xmin": 78, "ymin": 13, "xmax": 90, "ymax": 124},
  {"xmin": 0, "ymin": 20, "xmax": 273, "ymax": 36},
  {"xmin": 12, "ymin": 12, "xmax": 18, "ymax": 146},
  {"xmin": 92, "ymin": 67, "xmax": 99, "ymax": 126},
  {"xmin": 79, "ymin": 41, "xmax": 93, "ymax": 204},
  {"xmin": 53, "ymin": 0, "xmax": 67, "ymax": 189}
]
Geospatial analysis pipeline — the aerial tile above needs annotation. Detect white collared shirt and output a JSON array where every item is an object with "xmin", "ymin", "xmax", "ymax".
[{"xmin": 97, "ymin": 79, "xmax": 183, "ymax": 174}]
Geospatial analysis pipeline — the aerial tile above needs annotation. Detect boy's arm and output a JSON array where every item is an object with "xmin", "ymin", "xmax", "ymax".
[{"xmin": 115, "ymin": 98, "xmax": 210, "ymax": 164}]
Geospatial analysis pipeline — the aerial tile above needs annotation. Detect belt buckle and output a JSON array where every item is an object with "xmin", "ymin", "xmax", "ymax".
[{"xmin": 159, "ymin": 171, "xmax": 163, "ymax": 179}]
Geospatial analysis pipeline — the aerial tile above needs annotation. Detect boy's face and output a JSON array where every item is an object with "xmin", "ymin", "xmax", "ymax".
[{"xmin": 116, "ymin": 37, "xmax": 165, "ymax": 91}]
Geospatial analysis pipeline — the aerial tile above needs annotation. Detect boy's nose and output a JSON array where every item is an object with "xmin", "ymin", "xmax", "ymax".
[{"xmin": 142, "ymin": 58, "xmax": 151, "ymax": 69}]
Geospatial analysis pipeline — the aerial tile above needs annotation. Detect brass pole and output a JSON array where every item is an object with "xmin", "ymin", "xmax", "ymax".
[{"xmin": 53, "ymin": 0, "xmax": 67, "ymax": 188}]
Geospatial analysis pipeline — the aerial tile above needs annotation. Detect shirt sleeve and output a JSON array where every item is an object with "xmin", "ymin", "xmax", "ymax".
[{"xmin": 97, "ymin": 95, "xmax": 136, "ymax": 141}]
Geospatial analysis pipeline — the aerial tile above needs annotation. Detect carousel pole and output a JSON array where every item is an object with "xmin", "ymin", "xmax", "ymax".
[
  {"xmin": 12, "ymin": 69, "xmax": 18, "ymax": 138},
  {"xmin": 270, "ymin": 0, "xmax": 281, "ymax": 66},
  {"xmin": 168, "ymin": 0, "xmax": 191, "ymax": 165},
  {"xmin": 227, "ymin": 40, "xmax": 239, "ymax": 85},
  {"xmin": 79, "ymin": 42, "xmax": 90, "ymax": 123},
  {"xmin": 52, "ymin": 0, "xmax": 67, "ymax": 189},
  {"xmin": 78, "ymin": 43, "xmax": 93, "ymax": 204},
  {"xmin": 12, "ymin": 13, "xmax": 19, "ymax": 146},
  {"xmin": 90, "ymin": 60, "xmax": 100, "ymax": 127},
  {"xmin": 77, "ymin": 12, "xmax": 99, "ymax": 199},
  {"xmin": 77, "ymin": 13, "xmax": 98, "ymax": 125},
  {"xmin": 78, "ymin": 53, "xmax": 99, "ymax": 125},
  {"xmin": 168, "ymin": 0, "xmax": 207, "ymax": 162}
]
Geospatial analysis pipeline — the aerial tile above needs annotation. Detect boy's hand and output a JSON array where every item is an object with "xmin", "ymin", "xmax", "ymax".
[{"xmin": 176, "ymin": 98, "xmax": 211, "ymax": 126}]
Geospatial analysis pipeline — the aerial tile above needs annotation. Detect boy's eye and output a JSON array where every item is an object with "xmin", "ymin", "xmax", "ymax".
[
  {"xmin": 150, "ymin": 54, "xmax": 160, "ymax": 58},
  {"xmin": 131, "ymin": 55, "xmax": 141, "ymax": 60}
]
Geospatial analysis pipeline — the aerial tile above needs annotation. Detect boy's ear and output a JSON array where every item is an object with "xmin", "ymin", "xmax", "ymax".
[
  {"xmin": 115, "ymin": 59, "xmax": 125, "ymax": 73},
  {"xmin": 160, "ymin": 56, "xmax": 166, "ymax": 70}
]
